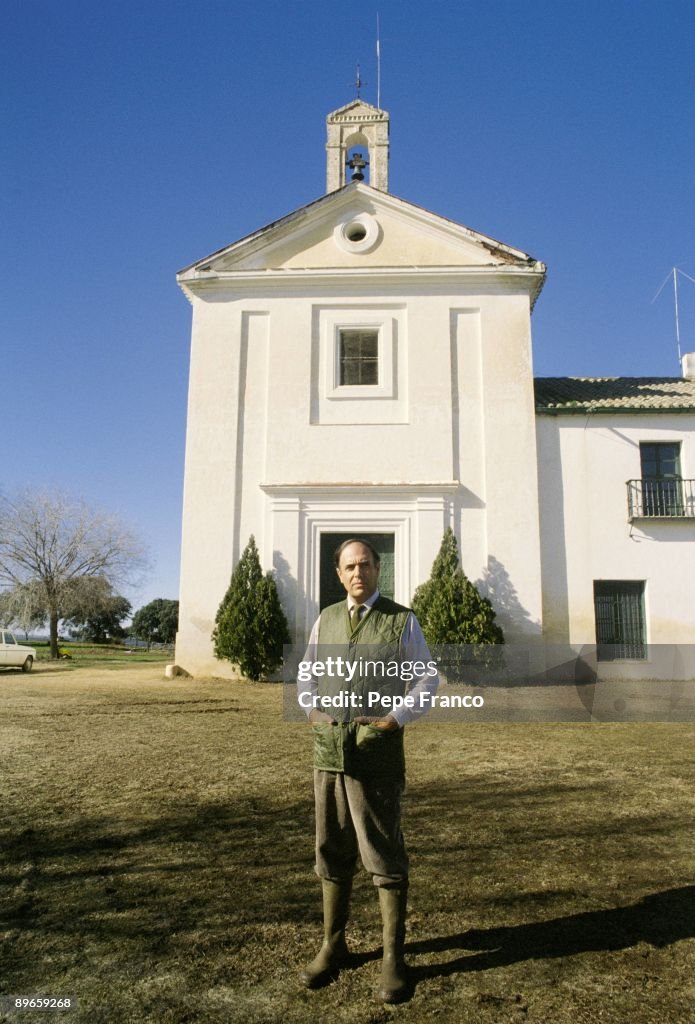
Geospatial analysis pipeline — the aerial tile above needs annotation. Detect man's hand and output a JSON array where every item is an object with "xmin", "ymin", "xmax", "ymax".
[
  {"xmin": 309, "ymin": 709, "xmax": 337, "ymax": 725},
  {"xmin": 354, "ymin": 714, "xmax": 399, "ymax": 731}
]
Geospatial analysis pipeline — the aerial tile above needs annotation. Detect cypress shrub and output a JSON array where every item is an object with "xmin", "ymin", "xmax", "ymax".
[
  {"xmin": 213, "ymin": 536, "xmax": 290, "ymax": 681},
  {"xmin": 412, "ymin": 528, "xmax": 503, "ymax": 678}
]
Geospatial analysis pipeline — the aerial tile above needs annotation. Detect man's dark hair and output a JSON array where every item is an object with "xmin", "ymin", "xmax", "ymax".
[{"xmin": 334, "ymin": 538, "xmax": 381, "ymax": 569}]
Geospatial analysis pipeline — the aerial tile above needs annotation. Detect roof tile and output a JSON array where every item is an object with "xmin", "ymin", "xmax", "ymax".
[{"xmin": 534, "ymin": 376, "xmax": 695, "ymax": 413}]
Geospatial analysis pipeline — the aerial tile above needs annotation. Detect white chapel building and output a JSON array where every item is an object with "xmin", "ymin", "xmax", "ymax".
[{"xmin": 175, "ymin": 100, "xmax": 695, "ymax": 681}]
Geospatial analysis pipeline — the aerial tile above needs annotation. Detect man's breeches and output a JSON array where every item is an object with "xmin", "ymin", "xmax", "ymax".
[{"xmin": 313, "ymin": 769, "xmax": 409, "ymax": 887}]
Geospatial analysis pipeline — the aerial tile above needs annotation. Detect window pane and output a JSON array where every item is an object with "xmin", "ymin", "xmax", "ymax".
[
  {"xmin": 660, "ymin": 450, "xmax": 679, "ymax": 476},
  {"xmin": 640, "ymin": 442, "xmax": 681, "ymax": 479},
  {"xmin": 341, "ymin": 361, "xmax": 360, "ymax": 385},
  {"xmin": 341, "ymin": 335, "xmax": 362, "ymax": 358},
  {"xmin": 641, "ymin": 453, "xmax": 658, "ymax": 478},
  {"xmin": 339, "ymin": 329, "xmax": 379, "ymax": 386},
  {"xmin": 358, "ymin": 358, "xmax": 378, "ymax": 385}
]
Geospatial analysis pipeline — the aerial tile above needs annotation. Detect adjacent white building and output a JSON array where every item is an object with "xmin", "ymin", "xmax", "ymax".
[
  {"xmin": 536, "ymin": 372, "xmax": 695, "ymax": 679},
  {"xmin": 174, "ymin": 99, "xmax": 695, "ymax": 680}
]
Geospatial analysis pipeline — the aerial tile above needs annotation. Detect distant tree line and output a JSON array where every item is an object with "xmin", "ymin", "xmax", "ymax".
[
  {"xmin": 1, "ymin": 583, "xmax": 179, "ymax": 650},
  {"xmin": 66, "ymin": 595, "xmax": 179, "ymax": 648},
  {"xmin": 130, "ymin": 598, "xmax": 179, "ymax": 649}
]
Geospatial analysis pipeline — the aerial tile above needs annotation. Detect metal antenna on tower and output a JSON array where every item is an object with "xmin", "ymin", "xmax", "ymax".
[{"xmin": 652, "ymin": 266, "xmax": 695, "ymax": 369}]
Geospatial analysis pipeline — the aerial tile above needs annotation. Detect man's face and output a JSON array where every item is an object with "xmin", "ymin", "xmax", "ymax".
[{"xmin": 336, "ymin": 542, "xmax": 380, "ymax": 603}]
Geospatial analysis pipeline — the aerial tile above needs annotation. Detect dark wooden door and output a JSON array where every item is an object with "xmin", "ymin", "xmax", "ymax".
[{"xmin": 319, "ymin": 533, "xmax": 395, "ymax": 610}]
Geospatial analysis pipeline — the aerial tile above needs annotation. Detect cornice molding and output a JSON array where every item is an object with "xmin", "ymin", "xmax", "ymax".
[
  {"xmin": 261, "ymin": 481, "xmax": 461, "ymax": 494},
  {"xmin": 178, "ymin": 263, "xmax": 546, "ymax": 306}
]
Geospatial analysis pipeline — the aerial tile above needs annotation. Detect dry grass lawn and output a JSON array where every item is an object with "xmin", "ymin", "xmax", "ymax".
[{"xmin": 1, "ymin": 663, "xmax": 694, "ymax": 1023}]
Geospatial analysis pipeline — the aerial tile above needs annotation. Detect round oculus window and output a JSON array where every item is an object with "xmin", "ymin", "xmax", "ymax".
[
  {"xmin": 333, "ymin": 214, "xmax": 380, "ymax": 254},
  {"xmin": 345, "ymin": 223, "xmax": 367, "ymax": 242}
]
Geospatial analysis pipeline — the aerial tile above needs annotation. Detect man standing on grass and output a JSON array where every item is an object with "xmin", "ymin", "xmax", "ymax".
[{"xmin": 297, "ymin": 538, "xmax": 438, "ymax": 1004}]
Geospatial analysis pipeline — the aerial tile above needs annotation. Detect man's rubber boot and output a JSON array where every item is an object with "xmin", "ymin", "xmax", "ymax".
[
  {"xmin": 300, "ymin": 878, "xmax": 352, "ymax": 988},
  {"xmin": 377, "ymin": 885, "xmax": 409, "ymax": 1003}
]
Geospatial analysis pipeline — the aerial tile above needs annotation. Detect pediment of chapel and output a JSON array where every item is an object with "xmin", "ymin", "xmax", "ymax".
[{"xmin": 179, "ymin": 184, "xmax": 542, "ymax": 278}]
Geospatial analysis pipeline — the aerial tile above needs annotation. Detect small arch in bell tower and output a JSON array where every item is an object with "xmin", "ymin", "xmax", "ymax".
[
  {"xmin": 326, "ymin": 101, "xmax": 390, "ymax": 193},
  {"xmin": 345, "ymin": 132, "xmax": 370, "ymax": 183}
]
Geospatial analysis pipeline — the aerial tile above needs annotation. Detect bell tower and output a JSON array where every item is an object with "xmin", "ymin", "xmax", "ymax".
[{"xmin": 326, "ymin": 100, "xmax": 390, "ymax": 193}]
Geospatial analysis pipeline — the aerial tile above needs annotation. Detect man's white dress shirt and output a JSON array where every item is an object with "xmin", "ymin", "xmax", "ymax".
[{"xmin": 298, "ymin": 590, "xmax": 439, "ymax": 727}]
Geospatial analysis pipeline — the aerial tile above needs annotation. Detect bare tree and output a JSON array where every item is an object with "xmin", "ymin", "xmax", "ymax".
[
  {"xmin": 0, "ymin": 581, "xmax": 46, "ymax": 638},
  {"xmin": 0, "ymin": 490, "xmax": 149, "ymax": 658}
]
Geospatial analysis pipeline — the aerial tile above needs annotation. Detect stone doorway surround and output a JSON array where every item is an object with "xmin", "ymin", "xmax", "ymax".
[{"xmin": 260, "ymin": 482, "xmax": 459, "ymax": 641}]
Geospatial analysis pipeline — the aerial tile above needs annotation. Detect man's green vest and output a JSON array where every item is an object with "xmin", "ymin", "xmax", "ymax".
[{"xmin": 312, "ymin": 595, "xmax": 410, "ymax": 780}]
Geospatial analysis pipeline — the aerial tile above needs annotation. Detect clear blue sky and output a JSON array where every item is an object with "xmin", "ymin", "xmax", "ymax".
[{"xmin": 4, "ymin": 0, "xmax": 695, "ymax": 611}]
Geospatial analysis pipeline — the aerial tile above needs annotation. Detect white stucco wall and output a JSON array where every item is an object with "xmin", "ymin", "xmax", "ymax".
[
  {"xmin": 175, "ymin": 274, "xmax": 543, "ymax": 676},
  {"xmin": 537, "ymin": 412, "xmax": 695, "ymax": 679}
]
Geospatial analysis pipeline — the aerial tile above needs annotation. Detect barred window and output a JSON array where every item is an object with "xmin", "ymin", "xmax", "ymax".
[
  {"xmin": 339, "ymin": 329, "xmax": 379, "ymax": 386},
  {"xmin": 593, "ymin": 580, "xmax": 646, "ymax": 661}
]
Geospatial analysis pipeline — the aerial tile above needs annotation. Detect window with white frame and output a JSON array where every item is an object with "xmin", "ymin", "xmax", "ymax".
[
  {"xmin": 312, "ymin": 304, "xmax": 407, "ymax": 425},
  {"xmin": 328, "ymin": 319, "xmax": 392, "ymax": 399}
]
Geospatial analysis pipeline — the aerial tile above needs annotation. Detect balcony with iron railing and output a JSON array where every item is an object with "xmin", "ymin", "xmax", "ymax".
[{"xmin": 627, "ymin": 478, "xmax": 695, "ymax": 520}]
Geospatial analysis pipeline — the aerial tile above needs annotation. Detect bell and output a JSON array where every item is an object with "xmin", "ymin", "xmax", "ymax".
[{"xmin": 347, "ymin": 152, "xmax": 368, "ymax": 182}]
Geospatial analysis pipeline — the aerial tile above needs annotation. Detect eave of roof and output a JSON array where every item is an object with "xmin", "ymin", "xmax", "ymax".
[{"xmin": 534, "ymin": 376, "xmax": 695, "ymax": 414}]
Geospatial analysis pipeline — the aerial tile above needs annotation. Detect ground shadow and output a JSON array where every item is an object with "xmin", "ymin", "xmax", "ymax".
[
  {"xmin": 308, "ymin": 884, "xmax": 695, "ymax": 1006},
  {"xmin": 0, "ymin": 794, "xmax": 319, "ymax": 947},
  {"xmin": 406, "ymin": 885, "xmax": 695, "ymax": 986}
]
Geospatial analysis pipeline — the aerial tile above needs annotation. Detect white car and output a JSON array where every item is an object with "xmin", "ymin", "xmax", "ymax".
[{"xmin": 0, "ymin": 630, "xmax": 36, "ymax": 671}]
